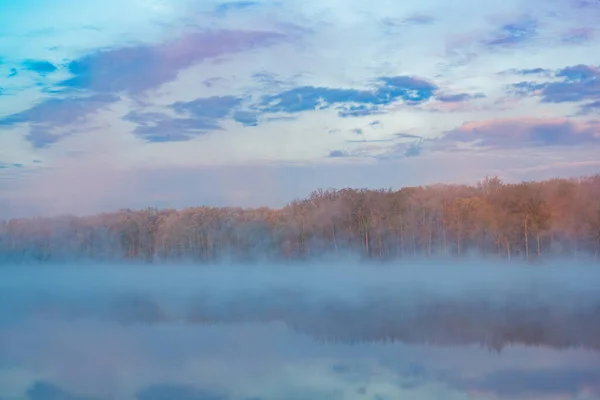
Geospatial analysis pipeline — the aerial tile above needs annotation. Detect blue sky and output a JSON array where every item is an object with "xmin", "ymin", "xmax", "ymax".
[{"xmin": 0, "ymin": 0, "xmax": 599, "ymax": 216}]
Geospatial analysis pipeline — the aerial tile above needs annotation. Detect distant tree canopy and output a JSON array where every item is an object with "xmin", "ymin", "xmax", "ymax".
[{"xmin": 1, "ymin": 175, "xmax": 599, "ymax": 264}]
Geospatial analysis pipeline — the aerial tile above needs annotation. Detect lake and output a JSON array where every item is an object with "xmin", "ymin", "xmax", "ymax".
[{"xmin": 1, "ymin": 263, "xmax": 599, "ymax": 399}]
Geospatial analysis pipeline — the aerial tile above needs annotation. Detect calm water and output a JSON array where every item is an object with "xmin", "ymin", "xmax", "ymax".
[{"xmin": 1, "ymin": 264, "xmax": 600, "ymax": 400}]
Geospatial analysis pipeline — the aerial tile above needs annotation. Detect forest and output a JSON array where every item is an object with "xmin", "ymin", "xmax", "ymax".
[{"xmin": 1, "ymin": 175, "xmax": 599, "ymax": 263}]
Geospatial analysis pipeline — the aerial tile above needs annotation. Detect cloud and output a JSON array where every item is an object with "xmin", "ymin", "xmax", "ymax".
[
  {"xmin": 24, "ymin": 126, "xmax": 66, "ymax": 148},
  {"xmin": 0, "ymin": 94, "xmax": 117, "ymax": 126},
  {"xmin": 137, "ymin": 384, "xmax": 226, "ymax": 400},
  {"xmin": 126, "ymin": 96, "xmax": 243, "ymax": 142},
  {"xmin": 373, "ymin": 135, "xmax": 425, "ymax": 160},
  {"xmin": 22, "ymin": 60, "xmax": 58, "ymax": 75},
  {"xmin": 328, "ymin": 150, "xmax": 347, "ymax": 158},
  {"xmin": 436, "ymin": 93, "xmax": 485, "ymax": 102},
  {"xmin": 125, "ymin": 114, "xmax": 221, "ymax": 142},
  {"xmin": 377, "ymin": 76, "xmax": 438, "ymax": 103},
  {"xmin": 510, "ymin": 81, "xmax": 545, "ymax": 94},
  {"xmin": 0, "ymin": 28, "xmax": 287, "ymax": 146},
  {"xmin": 485, "ymin": 16, "xmax": 538, "ymax": 47},
  {"xmin": 404, "ymin": 140, "xmax": 423, "ymax": 157},
  {"xmin": 382, "ymin": 14, "xmax": 436, "ymax": 29},
  {"xmin": 0, "ymin": 94, "xmax": 118, "ymax": 148},
  {"xmin": 572, "ymin": 0, "xmax": 600, "ymax": 10},
  {"xmin": 232, "ymin": 111, "xmax": 259, "ymax": 126},
  {"xmin": 261, "ymin": 87, "xmax": 377, "ymax": 114},
  {"xmin": 403, "ymin": 14, "xmax": 436, "ymax": 25},
  {"xmin": 172, "ymin": 96, "xmax": 242, "ymax": 119},
  {"xmin": 215, "ymin": 1, "xmax": 259, "ymax": 16},
  {"xmin": 251, "ymin": 72, "xmax": 289, "ymax": 90},
  {"xmin": 557, "ymin": 64, "xmax": 599, "ymax": 83},
  {"xmin": 259, "ymin": 76, "xmax": 437, "ymax": 116},
  {"xmin": 561, "ymin": 27, "xmax": 595, "ymax": 43},
  {"xmin": 579, "ymin": 100, "xmax": 600, "ymax": 115},
  {"xmin": 395, "ymin": 133, "xmax": 422, "ymax": 139},
  {"xmin": 511, "ymin": 67, "xmax": 551, "ymax": 76},
  {"xmin": 439, "ymin": 118, "xmax": 600, "ymax": 149},
  {"xmin": 26, "ymin": 381, "xmax": 97, "ymax": 400},
  {"xmin": 512, "ymin": 64, "xmax": 600, "ymax": 104},
  {"xmin": 59, "ymin": 29, "xmax": 286, "ymax": 95},
  {"xmin": 337, "ymin": 104, "xmax": 384, "ymax": 118}
]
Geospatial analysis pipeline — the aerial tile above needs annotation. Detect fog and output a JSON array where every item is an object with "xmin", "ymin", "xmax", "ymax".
[
  {"xmin": 2, "ymin": 261, "xmax": 600, "ymax": 399},
  {"xmin": 2, "ymin": 261, "xmax": 600, "ymax": 344}
]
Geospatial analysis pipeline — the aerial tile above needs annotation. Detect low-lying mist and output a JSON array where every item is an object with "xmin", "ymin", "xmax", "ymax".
[{"xmin": 2, "ymin": 260, "xmax": 600, "ymax": 350}]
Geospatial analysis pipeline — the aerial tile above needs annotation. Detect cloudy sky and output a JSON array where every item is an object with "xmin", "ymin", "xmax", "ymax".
[{"xmin": 0, "ymin": 0, "xmax": 599, "ymax": 217}]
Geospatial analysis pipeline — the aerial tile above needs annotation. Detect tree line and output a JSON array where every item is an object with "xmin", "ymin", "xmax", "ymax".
[{"xmin": 1, "ymin": 175, "xmax": 599, "ymax": 263}]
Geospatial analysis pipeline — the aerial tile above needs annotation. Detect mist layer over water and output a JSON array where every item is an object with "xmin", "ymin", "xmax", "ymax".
[{"xmin": 1, "ymin": 262, "xmax": 600, "ymax": 399}]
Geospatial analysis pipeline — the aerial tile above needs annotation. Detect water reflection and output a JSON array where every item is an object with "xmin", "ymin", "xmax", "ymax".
[
  {"xmin": 3, "ymin": 320, "xmax": 600, "ymax": 399},
  {"xmin": 1, "ymin": 265, "xmax": 600, "ymax": 399}
]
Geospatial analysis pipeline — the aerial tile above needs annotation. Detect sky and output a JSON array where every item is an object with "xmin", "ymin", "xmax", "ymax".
[{"xmin": 0, "ymin": 0, "xmax": 599, "ymax": 217}]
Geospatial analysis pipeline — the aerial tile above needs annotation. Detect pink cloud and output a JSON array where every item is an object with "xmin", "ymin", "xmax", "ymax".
[
  {"xmin": 562, "ymin": 27, "xmax": 596, "ymax": 43},
  {"xmin": 439, "ymin": 117, "xmax": 600, "ymax": 149},
  {"xmin": 60, "ymin": 28, "xmax": 287, "ymax": 95}
]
